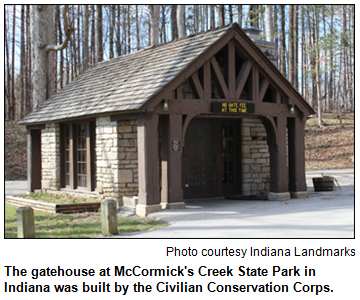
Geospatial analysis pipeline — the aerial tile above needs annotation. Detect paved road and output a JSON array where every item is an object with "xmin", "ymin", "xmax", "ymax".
[
  {"xmin": 116, "ymin": 168, "xmax": 354, "ymax": 238},
  {"xmin": 5, "ymin": 169, "xmax": 354, "ymax": 238}
]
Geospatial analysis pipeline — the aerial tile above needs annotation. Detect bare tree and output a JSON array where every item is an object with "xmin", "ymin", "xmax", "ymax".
[
  {"xmin": 171, "ymin": 5, "xmax": 178, "ymax": 41},
  {"xmin": 313, "ymin": 5, "xmax": 323, "ymax": 127},
  {"xmin": 218, "ymin": 5, "xmax": 225, "ymax": 27},
  {"xmin": 11, "ymin": 5, "xmax": 16, "ymax": 119},
  {"xmin": 237, "ymin": 5, "xmax": 242, "ymax": 27},
  {"xmin": 280, "ymin": 5, "xmax": 286, "ymax": 77},
  {"xmin": 83, "ymin": 5, "xmax": 89, "ymax": 71},
  {"xmin": 20, "ymin": 5, "xmax": 25, "ymax": 118},
  {"xmin": 149, "ymin": 5, "xmax": 160, "ymax": 45},
  {"xmin": 136, "ymin": 5, "xmax": 140, "ymax": 50},
  {"xmin": 30, "ymin": 5, "xmax": 75, "ymax": 109},
  {"xmin": 96, "ymin": 5, "xmax": 103, "ymax": 62},
  {"xmin": 210, "ymin": 5, "xmax": 215, "ymax": 29},
  {"xmin": 265, "ymin": 5, "xmax": 274, "ymax": 42},
  {"xmin": 109, "ymin": 5, "xmax": 115, "ymax": 59},
  {"xmin": 177, "ymin": 5, "xmax": 186, "ymax": 38}
]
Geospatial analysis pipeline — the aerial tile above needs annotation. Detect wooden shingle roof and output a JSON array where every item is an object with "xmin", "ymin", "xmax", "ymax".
[{"xmin": 20, "ymin": 26, "xmax": 231, "ymax": 125}]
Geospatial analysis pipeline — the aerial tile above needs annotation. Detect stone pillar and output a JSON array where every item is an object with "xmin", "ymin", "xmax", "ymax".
[
  {"xmin": 136, "ymin": 111, "xmax": 161, "ymax": 217},
  {"xmin": 288, "ymin": 117, "xmax": 308, "ymax": 198},
  {"xmin": 17, "ymin": 207, "xmax": 35, "ymax": 238},
  {"xmin": 241, "ymin": 117, "xmax": 270, "ymax": 196},
  {"xmin": 101, "ymin": 200, "xmax": 118, "ymax": 235},
  {"xmin": 41, "ymin": 123, "xmax": 60, "ymax": 191},
  {"xmin": 96, "ymin": 117, "xmax": 121, "ymax": 203}
]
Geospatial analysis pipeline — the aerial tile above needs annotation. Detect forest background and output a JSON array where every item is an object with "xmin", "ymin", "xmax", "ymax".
[{"xmin": 4, "ymin": 5, "xmax": 354, "ymax": 179}]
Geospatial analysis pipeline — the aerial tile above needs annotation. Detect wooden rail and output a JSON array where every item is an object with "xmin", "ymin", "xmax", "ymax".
[{"xmin": 5, "ymin": 196, "xmax": 100, "ymax": 214}]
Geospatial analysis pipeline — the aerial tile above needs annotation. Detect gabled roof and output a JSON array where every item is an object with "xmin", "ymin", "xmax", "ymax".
[
  {"xmin": 20, "ymin": 23, "xmax": 314, "ymax": 125},
  {"xmin": 20, "ymin": 26, "xmax": 231, "ymax": 125}
]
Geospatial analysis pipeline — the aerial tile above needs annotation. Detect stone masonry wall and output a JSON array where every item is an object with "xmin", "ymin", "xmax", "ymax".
[
  {"xmin": 96, "ymin": 117, "xmax": 138, "ymax": 205},
  {"xmin": 41, "ymin": 123, "xmax": 60, "ymax": 191},
  {"xmin": 241, "ymin": 117, "xmax": 270, "ymax": 196}
]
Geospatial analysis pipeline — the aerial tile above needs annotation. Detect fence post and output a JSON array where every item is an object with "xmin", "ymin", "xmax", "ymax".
[
  {"xmin": 101, "ymin": 200, "xmax": 118, "ymax": 235},
  {"xmin": 17, "ymin": 207, "xmax": 35, "ymax": 238}
]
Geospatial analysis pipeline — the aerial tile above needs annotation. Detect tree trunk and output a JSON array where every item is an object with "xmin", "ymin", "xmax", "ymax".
[
  {"xmin": 5, "ymin": 6, "xmax": 12, "ymax": 120},
  {"xmin": 116, "ymin": 5, "xmax": 121, "ymax": 56},
  {"xmin": 313, "ymin": 5, "xmax": 322, "ymax": 127},
  {"xmin": 342, "ymin": 5, "xmax": 347, "ymax": 111},
  {"xmin": 30, "ymin": 5, "xmax": 74, "ymax": 109},
  {"xmin": 96, "ymin": 5, "xmax": 103, "ymax": 62},
  {"xmin": 83, "ymin": 5, "xmax": 89, "ymax": 71},
  {"xmin": 177, "ymin": 5, "xmax": 186, "ymax": 38},
  {"xmin": 20, "ymin": 5, "xmax": 26, "ymax": 119},
  {"xmin": 294, "ymin": 5, "xmax": 299, "ymax": 90},
  {"xmin": 288, "ymin": 5, "xmax": 294, "ymax": 85},
  {"xmin": 171, "ymin": 5, "xmax": 177, "ymax": 41},
  {"xmin": 329, "ymin": 5, "xmax": 334, "ymax": 111},
  {"xmin": 149, "ymin": 5, "xmax": 160, "ymax": 45},
  {"xmin": 210, "ymin": 5, "xmax": 215, "ymax": 29},
  {"xmin": 127, "ymin": 5, "xmax": 131, "ymax": 53},
  {"xmin": 237, "ymin": 5, "xmax": 242, "ymax": 27},
  {"xmin": 57, "ymin": 5, "xmax": 63, "ymax": 89},
  {"xmin": 136, "ymin": 5, "xmax": 140, "ymax": 50},
  {"xmin": 265, "ymin": 5, "xmax": 274, "ymax": 42},
  {"xmin": 161, "ymin": 5, "xmax": 166, "ymax": 42},
  {"xmin": 11, "ymin": 5, "xmax": 16, "ymax": 119},
  {"xmin": 280, "ymin": 5, "xmax": 286, "ymax": 77},
  {"xmin": 301, "ymin": 5, "xmax": 305, "ymax": 98},
  {"xmin": 229, "ymin": 5, "xmax": 233, "ymax": 24},
  {"xmin": 218, "ymin": 5, "xmax": 225, "ymax": 27},
  {"xmin": 274, "ymin": 5, "xmax": 279, "ymax": 68},
  {"xmin": 194, "ymin": 5, "xmax": 198, "ymax": 33},
  {"xmin": 26, "ymin": 5, "xmax": 32, "ymax": 114},
  {"xmin": 91, "ymin": 5, "xmax": 95, "ymax": 64},
  {"xmin": 109, "ymin": 5, "xmax": 114, "ymax": 59}
]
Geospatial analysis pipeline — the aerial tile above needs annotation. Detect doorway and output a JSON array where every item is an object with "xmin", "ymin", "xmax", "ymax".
[{"xmin": 184, "ymin": 118, "xmax": 241, "ymax": 199}]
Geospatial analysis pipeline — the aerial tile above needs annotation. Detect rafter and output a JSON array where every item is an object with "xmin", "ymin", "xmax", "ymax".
[
  {"xmin": 176, "ymin": 85, "xmax": 183, "ymax": 100},
  {"xmin": 259, "ymin": 78, "xmax": 269, "ymax": 102},
  {"xmin": 210, "ymin": 56, "xmax": 228, "ymax": 98},
  {"xmin": 191, "ymin": 72, "xmax": 204, "ymax": 99},
  {"xmin": 235, "ymin": 60, "xmax": 252, "ymax": 99},
  {"xmin": 228, "ymin": 40, "xmax": 236, "ymax": 98}
]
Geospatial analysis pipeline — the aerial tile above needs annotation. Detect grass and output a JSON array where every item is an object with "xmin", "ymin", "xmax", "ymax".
[
  {"xmin": 20, "ymin": 192, "xmax": 98, "ymax": 204},
  {"xmin": 5, "ymin": 205, "xmax": 166, "ymax": 238}
]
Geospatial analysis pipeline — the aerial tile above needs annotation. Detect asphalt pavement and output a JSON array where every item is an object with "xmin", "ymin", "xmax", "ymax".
[{"xmin": 5, "ymin": 168, "xmax": 354, "ymax": 238}]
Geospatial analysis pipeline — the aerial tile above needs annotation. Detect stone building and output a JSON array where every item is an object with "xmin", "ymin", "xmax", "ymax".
[{"xmin": 20, "ymin": 24, "xmax": 315, "ymax": 216}]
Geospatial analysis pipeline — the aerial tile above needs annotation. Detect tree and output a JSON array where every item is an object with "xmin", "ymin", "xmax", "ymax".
[
  {"xmin": 149, "ymin": 5, "xmax": 160, "ymax": 45},
  {"xmin": 265, "ymin": 5, "xmax": 274, "ymax": 42},
  {"xmin": 210, "ymin": 5, "xmax": 215, "ymax": 29},
  {"xmin": 280, "ymin": 5, "xmax": 286, "ymax": 77},
  {"xmin": 218, "ymin": 5, "xmax": 225, "ymax": 27},
  {"xmin": 20, "ymin": 5, "xmax": 25, "ymax": 118},
  {"xmin": 11, "ymin": 5, "xmax": 16, "ymax": 119},
  {"xmin": 177, "ymin": 5, "xmax": 186, "ymax": 38},
  {"xmin": 83, "ymin": 5, "xmax": 89, "ymax": 72},
  {"xmin": 171, "ymin": 5, "xmax": 178, "ymax": 41},
  {"xmin": 30, "ymin": 5, "xmax": 75, "ymax": 109},
  {"xmin": 237, "ymin": 5, "xmax": 242, "ymax": 27},
  {"xmin": 96, "ymin": 5, "xmax": 103, "ymax": 62},
  {"xmin": 313, "ymin": 5, "xmax": 323, "ymax": 127}
]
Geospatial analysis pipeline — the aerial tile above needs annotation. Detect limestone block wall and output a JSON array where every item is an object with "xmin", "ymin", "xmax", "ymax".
[
  {"xmin": 96, "ymin": 117, "xmax": 138, "ymax": 205},
  {"xmin": 241, "ymin": 117, "xmax": 270, "ymax": 195},
  {"xmin": 41, "ymin": 123, "xmax": 60, "ymax": 191}
]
